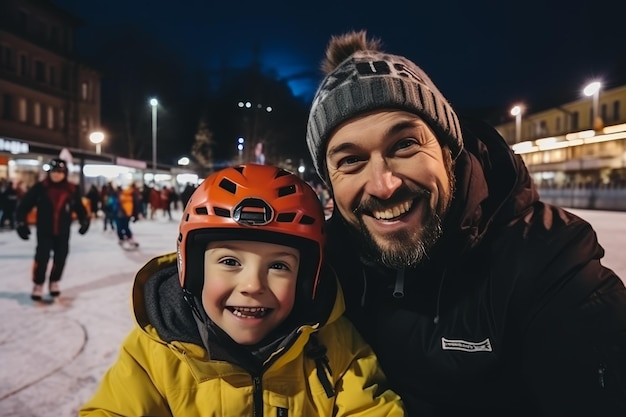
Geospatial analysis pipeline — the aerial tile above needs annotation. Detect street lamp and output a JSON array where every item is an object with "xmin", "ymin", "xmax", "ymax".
[
  {"xmin": 237, "ymin": 137, "xmax": 245, "ymax": 163},
  {"xmin": 510, "ymin": 105, "xmax": 523, "ymax": 143},
  {"xmin": 89, "ymin": 131, "xmax": 104, "ymax": 154},
  {"xmin": 583, "ymin": 81, "xmax": 602, "ymax": 130},
  {"xmin": 149, "ymin": 98, "xmax": 158, "ymax": 175}
]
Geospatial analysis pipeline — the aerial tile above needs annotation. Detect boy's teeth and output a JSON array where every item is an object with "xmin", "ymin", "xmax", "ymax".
[{"xmin": 232, "ymin": 307, "xmax": 267, "ymax": 318}]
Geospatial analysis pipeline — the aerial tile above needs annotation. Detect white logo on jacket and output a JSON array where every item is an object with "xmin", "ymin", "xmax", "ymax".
[{"xmin": 441, "ymin": 337, "xmax": 492, "ymax": 352}]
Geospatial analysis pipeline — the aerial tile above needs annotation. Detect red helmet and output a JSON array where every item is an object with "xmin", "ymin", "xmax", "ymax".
[{"xmin": 178, "ymin": 164, "xmax": 326, "ymax": 300}]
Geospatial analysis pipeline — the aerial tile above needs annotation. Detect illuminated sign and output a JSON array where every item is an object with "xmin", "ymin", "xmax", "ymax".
[{"xmin": 0, "ymin": 138, "xmax": 30, "ymax": 154}]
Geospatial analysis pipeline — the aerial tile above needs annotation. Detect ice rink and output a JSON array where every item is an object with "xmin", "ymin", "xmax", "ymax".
[{"xmin": 0, "ymin": 208, "xmax": 624, "ymax": 416}]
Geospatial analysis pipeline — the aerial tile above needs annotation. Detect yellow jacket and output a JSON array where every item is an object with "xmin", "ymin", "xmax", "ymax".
[{"xmin": 79, "ymin": 253, "xmax": 405, "ymax": 417}]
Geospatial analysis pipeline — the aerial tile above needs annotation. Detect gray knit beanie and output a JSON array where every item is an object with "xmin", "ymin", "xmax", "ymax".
[{"xmin": 306, "ymin": 49, "xmax": 463, "ymax": 179}]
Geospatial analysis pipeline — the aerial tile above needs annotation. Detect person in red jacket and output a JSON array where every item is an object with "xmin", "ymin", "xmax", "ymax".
[{"xmin": 15, "ymin": 158, "xmax": 90, "ymax": 301}]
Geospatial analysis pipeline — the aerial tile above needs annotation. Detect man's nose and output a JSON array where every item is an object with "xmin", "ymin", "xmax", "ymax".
[{"xmin": 363, "ymin": 157, "xmax": 402, "ymax": 200}]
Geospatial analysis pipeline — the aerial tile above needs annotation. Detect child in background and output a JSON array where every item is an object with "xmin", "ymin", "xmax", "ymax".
[{"xmin": 79, "ymin": 163, "xmax": 404, "ymax": 416}]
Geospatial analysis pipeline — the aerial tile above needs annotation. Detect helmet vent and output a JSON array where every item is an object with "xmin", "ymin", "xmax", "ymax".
[
  {"xmin": 233, "ymin": 198, "xmax": 273, "ymax": 225},
  {"xmin": 278, "ymin": 184, "xmax": 296, "ymax": 197},
  {"xmin": 299, "ymin": 215, "xmax": 315, "ymax": 225},
  {"xmin": 195, "ymin": 207, "xmax": 209, "ymax": 215},
  {"xmin": 213, "ymin": 207, "xmax": 230, "ymax": 217},
  {"xmin": 275, "ymin": 169, "xmax": 290, "ymax": 178},
  {"xmin": 219, "ymin": 178, "xmax": 237, "ymax": 194},
  {"xmin": 276, "ymin": 212, "xmax": 296, "ymax": 222}
]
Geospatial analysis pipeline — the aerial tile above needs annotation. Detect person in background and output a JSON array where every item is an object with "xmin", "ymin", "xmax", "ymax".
[
  {"xmin": 79, "ymin": 164, "xmax": 405, "ymax": 416},
  {"xmin": 160, "ymin": 185, "xmax": 173, "ymax": 220},
  {"xmin": 149, "ymin": 185, "xmax": 161, "ymax": 220},
  {"xmin": 305, "ymin": 30, "xmax": 626, "ymax": 416},
  {"xmin": 86, "ymin": 184, "xmax": 100, "ymax": 219},
  {"xmin": 101, "ymin": 183, "xmax": 116, "ymax": 232},
  {"xmin": 112, "ymin": 185, "xmax": 139, "ymax": 249},
  {"xmin": 15, "ymin": 158, "xmax": 90, "ymax": 300},
  {"xmin": 0, "ymin": 179, "xmax": 18, "ymax": 229},
  {"xmin": 180, "ymin": 182, "xmax": 196, "ymax": 208}
]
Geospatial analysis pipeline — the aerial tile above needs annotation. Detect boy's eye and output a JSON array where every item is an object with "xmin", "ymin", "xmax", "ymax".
[
  {"xmin": 219, "ymin": 258, "xmax": 240, "ymax": 267},
  {"xmin": 336, "ymin": 155, "xmax": 364, "ymax": 169},
  {"xmin": 270, "ymin": 262, "xmax": 290, "ymax": 271}
]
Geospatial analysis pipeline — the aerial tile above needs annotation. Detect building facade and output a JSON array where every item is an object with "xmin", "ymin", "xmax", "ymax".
[
  {"xmin": 0, "ymin": 0, "xmax": 103, "ymax": 188},
  {"xmin": 494, "ymin": 84, "xmax": 626, "ymax": 190}
]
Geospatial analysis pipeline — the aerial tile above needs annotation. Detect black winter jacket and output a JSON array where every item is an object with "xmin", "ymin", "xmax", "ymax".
[
  {"xmin": 326, "ymin": 117, "xmax": 626, "ymax": 416},
  {"xmin": 16, "ymin": 178, "xmax": 88, "ymax": 236}
]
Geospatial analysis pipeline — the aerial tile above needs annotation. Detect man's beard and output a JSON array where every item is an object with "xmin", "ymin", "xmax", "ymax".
[{"xmin": 353, "ymin": 187, "xmax": 445, "ymax": 269}]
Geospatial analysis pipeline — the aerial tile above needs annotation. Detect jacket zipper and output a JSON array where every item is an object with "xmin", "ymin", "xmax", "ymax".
[{"xmin": 253, "ymin": 375, "xmax": 263, "ymax": 416}]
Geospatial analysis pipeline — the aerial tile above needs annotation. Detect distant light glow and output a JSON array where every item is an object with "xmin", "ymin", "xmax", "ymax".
[
  {"xmin": 89, "ymin": 131, "xmax": 105, "ymax": 144},
  {"xmin": 237, "ymin": 144, "xmax": 244, "ymax": 151},
  {"xmin": 176, "ymin": 173, "xmax": 198, "ymax": 184},
  {"xmin": 83, "ymin": 164, "xmax": 133, "ymax": 178},
  {"xmin": 510, "ymin": 105, "xmax": 522, "ymax": 116},
  {"xmin": 177, "ymin": 156, "xmax": 190, "ymax": 166},
  {"xmin": 149, "ymin": 98, "xmax": 158, "ymax": 107},
  {"xmin": 583, "ymin": 81, "xmax": 601, "ymax": 97},
  {"xmin": 266, "ymin": 106, "xmax": 272, "ymax": 112}
]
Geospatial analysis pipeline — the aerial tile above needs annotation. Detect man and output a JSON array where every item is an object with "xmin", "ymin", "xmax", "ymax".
[
  {"xmin": 16, "ymin": 158, "xmax": 90, "ymax": 301},
  {"xmin": 306, "ymin": 30, "xmax": 626, "ymax": 416}
]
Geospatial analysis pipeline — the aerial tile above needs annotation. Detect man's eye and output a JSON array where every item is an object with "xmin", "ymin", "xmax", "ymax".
[
  {"xmin": 337, "ymin": 155, "xmax": 362, "ymax": 167},
  {"xmin": 395, "ymin": 138, "xmax": 418, "ymax": 150}
]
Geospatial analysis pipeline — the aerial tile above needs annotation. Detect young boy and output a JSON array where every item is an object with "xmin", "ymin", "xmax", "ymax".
[{"xmin": 79, "ymin": 164, "xmax": 405, "ymax": 416}]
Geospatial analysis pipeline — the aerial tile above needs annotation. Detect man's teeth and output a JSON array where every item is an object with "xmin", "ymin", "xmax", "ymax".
[
  {"xmin": 372, "ymin": 201, "xmax": 412, "ymax": 220},
  {"xmin": 232, "ymin": 307, "xmax": 267, "ymax": 318}
]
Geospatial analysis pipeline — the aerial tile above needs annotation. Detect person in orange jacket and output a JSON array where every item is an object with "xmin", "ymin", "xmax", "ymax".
[{"xmin": 111, "ymin": 185, "xmax": 139, "ymax": 249}]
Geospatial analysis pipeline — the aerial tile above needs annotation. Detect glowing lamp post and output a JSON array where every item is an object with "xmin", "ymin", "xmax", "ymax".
[
  {"xmin": 583, "ymin": 81, "xmax": 602, "ymax": 130},
  {"xmin": 149, "ymin": 98, "xmax": 158, "ymax": 175},
  {"xmin": 89, "ymin": 131, "xmax": 105, "ymax": 154},
  {"xmin": 510, "ymin": 105, "xmax": 523, "ymax": 143}
]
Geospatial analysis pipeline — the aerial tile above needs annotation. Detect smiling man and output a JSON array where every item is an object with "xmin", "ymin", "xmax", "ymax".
[{"xmin": 306, "ymin": 30, "xmax": 626, "ymax": 416}]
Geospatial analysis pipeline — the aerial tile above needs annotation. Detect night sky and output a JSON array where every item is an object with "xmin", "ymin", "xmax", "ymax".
[{"xmin": 53, "ymin": 0, "xmax": 626, "ymax": 117}]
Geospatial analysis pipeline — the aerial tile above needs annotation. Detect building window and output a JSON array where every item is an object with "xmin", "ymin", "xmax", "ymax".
[
  {"xmin": 33, "ymin": 102, "xmax": 41, "ymax": 126},
  {"xmin": 58, "ymin": 108, "xmax": 65, "ymax": 129},
  {"xmin": 2, "ymin": 94, "xmax": 13, "ymax": 119},
  {"xmin": 1, "ymin": 44, "xmax": 14, "ymax": 70},
  {"xmin": 51, "ymin": 26, "xmax": 59, "ymax": 46},
  {"xmin": 18, "ymin": 10, "xmax": 28, "ymax": 31},
  {"xmin": 47, "ymin": 106, "xmax": 54, "ymax": 129},
  {"xmin": 601, "ymin": 103, "xmax": 607, "ymax": 122},
  {"xmin": 81, "ymin": 81, "xmax": 89, "ymax": 100},
  {"xmin": 572, "ymin": 112, "xmax": 579, "ymax": 130},
  {"xmin": 49, "ymin": 66, "xmax": 56, "ymax": 86},
  {"xmin": 35, "ymin": 60, "xmax": 45, "ymax": 82},
  {"xmin": 613, "ymin": 100, "xmax": 621, "ymax": 122},
  {"xmin": 539, "ymin": 120, "xmax": 548, "ymax": 136},
  {"xmin": 18, "ymin": 98, "xmax": 27, "ymax": 122},
  {"xmin": 19, "ymin": 53, "xmax": 29, "ymax": 77}
]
